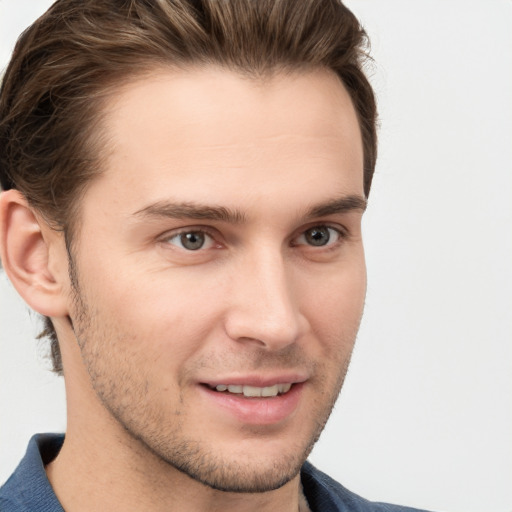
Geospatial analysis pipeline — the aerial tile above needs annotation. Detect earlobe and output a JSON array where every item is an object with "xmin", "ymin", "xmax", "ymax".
[{"xmin": 0, "ymin": 189, "xmax": 69, "ymax": 318}]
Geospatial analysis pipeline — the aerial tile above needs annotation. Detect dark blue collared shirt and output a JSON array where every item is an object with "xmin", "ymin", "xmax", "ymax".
[{"xmin": 0, "ymin": 434, "xmax": 432, "ymax": 512}]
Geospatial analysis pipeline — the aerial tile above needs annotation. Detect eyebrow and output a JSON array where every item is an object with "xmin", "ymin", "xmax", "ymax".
[
  {"xmin": 305, "ymin": 195, "xmax": 367, "ymax": 218},
  {"xmin": 133, "ymin": 201, "xmax": 247, "ymax": 223},
  {"xmin": 132, "ymin": 194, "xmax": 366, "ymax": 224}
]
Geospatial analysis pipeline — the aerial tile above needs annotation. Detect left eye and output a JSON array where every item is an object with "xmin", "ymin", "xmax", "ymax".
[
  {"xmin": 166, "ymin": 231, "xmax": 215, "ymax": 251},
  {"xmin": 295, "ymin": 226, "xmax": 341, "ymax": 247}
]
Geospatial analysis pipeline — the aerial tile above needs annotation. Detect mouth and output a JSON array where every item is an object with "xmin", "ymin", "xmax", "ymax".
[
  {"xmin": 205, "ymin": 383, "xmax": 293, "ymax": 398},
  {"xmin": 198, "ymin": 374, "xmax": 307, "ymax": 424},
  {"xmin": 200, "ymin": 380, "xmax": 304, "ymax": 425}
]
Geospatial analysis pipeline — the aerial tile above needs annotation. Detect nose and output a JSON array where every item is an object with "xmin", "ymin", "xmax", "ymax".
[{"xmin": 224, "ymin": 248, "xmax": 306, "ymax": 351}]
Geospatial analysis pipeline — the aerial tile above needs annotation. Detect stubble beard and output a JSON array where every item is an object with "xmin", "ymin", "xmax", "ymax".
[{"xmin": 68, "ymin": 261, "xmax": 354, "ymax": 494}]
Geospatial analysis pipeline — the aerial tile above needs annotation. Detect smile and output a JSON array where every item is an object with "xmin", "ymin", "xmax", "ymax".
[
  {"xmin": 200, "ymin": 380, "xmax": 304, "ymax": 425},
  {"xmin": 208, "ymin": 383, "xmax": 292, "ymax": 397}
]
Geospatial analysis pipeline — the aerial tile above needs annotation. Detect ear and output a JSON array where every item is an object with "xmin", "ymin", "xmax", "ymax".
[{"xmin": 0, "ymin": 189, "xmax": 69, "ymax": 318}]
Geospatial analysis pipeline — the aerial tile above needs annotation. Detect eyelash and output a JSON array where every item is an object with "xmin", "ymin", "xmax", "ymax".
[
  {"xmin": 292, "ymin": 225, "xmax": 346, "ymax": 250},
  {"xmin": 160, "ymin": 224, "xmax": 347, "ymax": 252},
  {"xmin": 162, "ymin": 227, "xmax": 219, "ymax": 251}
]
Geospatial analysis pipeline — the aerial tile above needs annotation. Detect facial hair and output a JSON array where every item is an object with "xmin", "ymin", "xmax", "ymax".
[{"xmin": 69, "ymin": 257, "xmax": 355, "ymax": 493}]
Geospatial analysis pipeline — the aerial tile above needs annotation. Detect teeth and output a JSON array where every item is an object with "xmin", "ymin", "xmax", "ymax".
[
  {"xmin": 245, "ymin": 385, "xmax": 277, "ymax": 397},
  {"xmin": 214, "ymin": 383, "xmax": 292, "ymax": 397},
  {"xmin": 278, "ymin": 383, "xmax": 292, "ymax": 394},
  {"xmin": 260, "ymin": 385, "xmax": 278, "ymax": 397}
]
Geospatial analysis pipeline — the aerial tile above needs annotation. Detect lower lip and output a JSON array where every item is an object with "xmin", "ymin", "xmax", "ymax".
[{"xmin": 199, "ymin": 383, "xmax": 304, "ymax": 426}]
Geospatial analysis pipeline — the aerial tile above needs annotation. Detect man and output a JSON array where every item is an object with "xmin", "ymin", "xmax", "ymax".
[{"xmin": 0, "ymin": 1, "xmax": 431, "ymax": 511}]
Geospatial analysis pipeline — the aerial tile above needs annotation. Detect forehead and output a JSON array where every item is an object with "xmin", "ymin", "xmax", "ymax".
[
  {"xmin": 87, "ymin": 66, "xmax": 364, "ymax": 215},
  {"xmin": 102, "ymin": 66, "xmax": 363, "ymax": 156}
]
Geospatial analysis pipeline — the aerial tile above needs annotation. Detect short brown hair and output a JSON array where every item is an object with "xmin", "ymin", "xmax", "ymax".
[{"xmin": 0, "ymin": 0, "xmax": 378, "ymax": 374}]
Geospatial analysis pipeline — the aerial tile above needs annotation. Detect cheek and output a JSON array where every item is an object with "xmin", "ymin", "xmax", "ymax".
[
  {"xmin": 83, "ymin": 251, "xmax": 206, "ymax": 318},
  {"xmin": 80, "ymin": 264, "xmax": 225, "ymax": 366},
  {"xmin": 299, "ymin": 258, "xmax": 366, "ymax": 344}
]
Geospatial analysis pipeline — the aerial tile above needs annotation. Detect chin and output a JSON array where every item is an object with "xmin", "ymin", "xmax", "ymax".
[
  {"xmin": 138, "ymin": 428, "xmax": 313, "ymax": 494},
  {"xmin": 170, "ymin": 451, "xmax": 305, "ymax": 493}
]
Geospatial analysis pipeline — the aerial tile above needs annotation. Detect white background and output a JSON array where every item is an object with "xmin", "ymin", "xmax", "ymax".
[{"xmin": 1, "ymin": 1, "xmax": 511, "ymax": 511}]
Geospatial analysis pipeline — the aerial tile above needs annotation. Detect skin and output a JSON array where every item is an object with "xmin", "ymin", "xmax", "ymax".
[{"xmin": 0, "ymin": 67, "xmax": 366, "ymax": 512}]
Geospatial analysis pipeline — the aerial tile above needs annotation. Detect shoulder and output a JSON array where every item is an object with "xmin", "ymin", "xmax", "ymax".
[
  {"xmin": 0, "ymin": 496, "xmax": 24, "ymax": 512},
  {"xmin": 301, "ymin": 461, "xmax": 433, "ymax": 512},
  {"xmin": 0, "ymin": 433, "xmax": 65, "ymax": 512}
]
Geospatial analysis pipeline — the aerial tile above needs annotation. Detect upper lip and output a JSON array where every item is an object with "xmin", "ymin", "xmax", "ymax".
[{"xmin": 201, "ymin": 373, "xmax": 308, "ymax": 388}]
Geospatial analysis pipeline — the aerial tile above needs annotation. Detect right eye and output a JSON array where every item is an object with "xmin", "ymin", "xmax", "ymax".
[{"xmin": 165, "ymin": 230, "xmax": 216, "ymax": 251}]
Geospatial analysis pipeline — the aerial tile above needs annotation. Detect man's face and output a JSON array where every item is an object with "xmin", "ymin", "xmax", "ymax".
[{"xmin": 67, "ymin": 67, "xmax": 366, "ymax": 492}]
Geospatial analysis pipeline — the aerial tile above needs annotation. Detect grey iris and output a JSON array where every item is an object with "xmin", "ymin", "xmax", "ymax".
[
  {"xmin": 181, "ymin": 232, "xmax": 205, "ymax": 250},
  {"xmin": 305, "ymin": 227, "xmax": 331, "ymax": 246}
]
